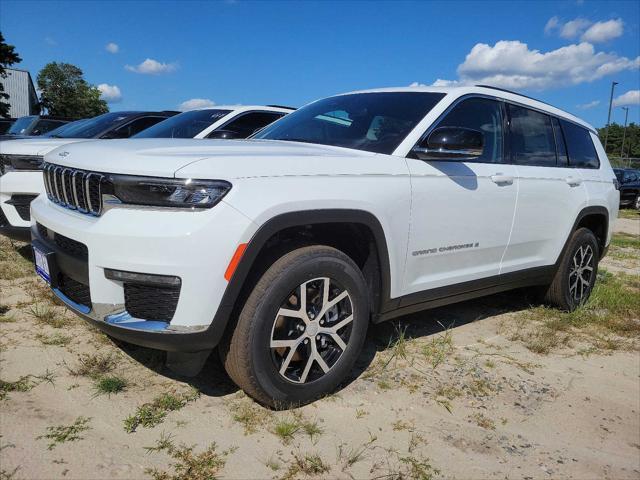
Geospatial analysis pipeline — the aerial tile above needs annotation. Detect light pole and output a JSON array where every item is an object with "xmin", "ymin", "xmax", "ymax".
[
  {"xmin": 620, "ymin": 106, "xmax": 629, "ymax": 162},
  {"xmin": 604, "ymin": 81, "xmax": 618, "ymax": 152}
]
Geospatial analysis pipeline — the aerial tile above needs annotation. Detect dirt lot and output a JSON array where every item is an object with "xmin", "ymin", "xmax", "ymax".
[{"xmin": 1, "ymin": 212, "xmax": 639, "ymax": 480}]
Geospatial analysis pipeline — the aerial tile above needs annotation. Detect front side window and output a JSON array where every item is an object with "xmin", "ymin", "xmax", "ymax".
[
  {"xmin": 53, "ymin": 112, "xmax": 139, "ymax": 139},
  {"xmin": 560, "ymin": 120, "xmax": 599, "ymax": 169},
  {"xmin": 509, "ymin": 105, "xmax": 556, "ymax": 167},
  {"xmin": 253, "ymin": 92, "xmax": 445, "ymax": 154},
  {"xmin": 134, "ymin": 109, "xmax": 231, "ymax": 139},
  {"xmin": 31, "ymin": 119, "xmax": 67, "ymax": 135},
  {"xmin": 212, "ymin": 112, "xmax": 284, "ymax": 138},
  {"xmin": 7, "ymin": 116, "xmax": 37, "ymax": 135},
  {"xmin": 106, "ymin": 116, "xmax": 166, "ymax": 138},
  {"xmin": 429, "ymin": 97, "xmax": 504, "ymax": 163}
]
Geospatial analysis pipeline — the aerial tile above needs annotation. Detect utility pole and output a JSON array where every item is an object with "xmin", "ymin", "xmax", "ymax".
[
  {"xmin": 620, "ymin": 106, "xmax": 629, "ymax": 162},
  {"xmin": 604, "ymin": 81, "xmax": 618, "ymax": 152}
]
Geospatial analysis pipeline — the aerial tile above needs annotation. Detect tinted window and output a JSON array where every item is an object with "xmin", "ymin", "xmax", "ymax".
[
  {"xmin": 254, "ymin": 92, "xmax": 445, "ymax": 154},
  {"xmin": 31, "ymin": 119, "xmax": 67, "ymax": 135},
  {"xmin": 106, "ymin": 116, "xmax": 166, "ymax": 138},
  {"xmin": 560, "ymin": 120, "xmax": 599, "ymax": 169},
  {"xmin": 54, "ymin": 112, "xmax": 141, "ymax": 139},
  {"xmin": 432, "ymin": 98, "xmax": 504, "ymax": 163},
  {"xmin": 134, "ymin": 109, "xmax": 232, "ymax": 138},
  {"xmin": 552, "ymin": 117, "xmax": 568, "ymax": 166},
  {"xmin": 212, "ymin": 112, "xmax": 284, "ymax": 138},
  {"xmin": 509, "ymin": 105, "xmax": 556, "ymax": 167},
  {"xmin": 7, "ymin": 116, "xmax": 37, "ymax": 135}
]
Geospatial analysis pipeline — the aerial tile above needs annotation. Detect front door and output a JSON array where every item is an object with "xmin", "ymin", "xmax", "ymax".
[{"xmin": 404, "ymin": 97, "xmax": 517, "ymax": 295}]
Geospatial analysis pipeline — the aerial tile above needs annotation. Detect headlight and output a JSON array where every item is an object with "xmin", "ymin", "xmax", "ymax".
[
  {"xmin": 105, "ymin": 175, "xmax": 231, "ymax": 209},
  {"xmin": 0, "ymin": 155, "xmax": 44, "ymax": 175}
]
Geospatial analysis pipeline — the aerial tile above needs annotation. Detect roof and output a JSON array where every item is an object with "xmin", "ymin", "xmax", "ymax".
[
  {"xmin": 341, "ymin": 85, "xmax": 596, "ymax": 133},
  {"xmin": 183, "ymin": 105, "xmax": 293, "ymax": 113}
]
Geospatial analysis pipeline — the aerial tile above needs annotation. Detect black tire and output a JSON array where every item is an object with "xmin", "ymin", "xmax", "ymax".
[
  {"xmin": 220, "ymin": 245, "xmax": 370, "ymax": 408},
  {"xmin": 544, "ymin": 228, "xmax": 599, "ymax": 311},
  {"xmin": 634, "ymin": 195, "xmax": 640, "ymax": 211}
]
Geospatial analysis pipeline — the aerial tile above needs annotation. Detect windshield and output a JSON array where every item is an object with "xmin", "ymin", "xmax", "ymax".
[
  {"xmin": 7, "ymin": 116, "xmax": 37, "ymax": 135},
  {"xmin": 52, "ymin": 112, "xmax": 137, "ymax": 139},
  {"xmin": 44, "ymin": 118, "xmax": 91, "ymax": 137},
  {"xmin": 133, "ymin": 109, "xmax": 232, "ymax": 138},
  {"xmin": 253, "ymin": 92, "xmax": 445, "ymax": 154}
]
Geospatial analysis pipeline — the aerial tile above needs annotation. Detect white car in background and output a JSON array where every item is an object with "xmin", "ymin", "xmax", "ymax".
[{"xmin": 0, "ymin": 106, "xmax": 291, "ymax": 240}]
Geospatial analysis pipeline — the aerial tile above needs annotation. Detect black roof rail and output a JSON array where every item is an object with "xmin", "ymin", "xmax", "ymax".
[
  {"xmin": 475, "ymin": 85, "xmax": 555, "ymax": 108},
  {"xmin": 267, "ymin": 105, "xmax": 297, "ymax": 110}
]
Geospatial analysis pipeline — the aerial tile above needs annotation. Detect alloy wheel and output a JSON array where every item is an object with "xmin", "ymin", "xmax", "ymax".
[
  {"xmin": 270, "ymin": 277, "xmax": 353, "ymax": 384},
  {"xmin": 568, "ymin": 244, "xmax": 595, "ymax": 304}
]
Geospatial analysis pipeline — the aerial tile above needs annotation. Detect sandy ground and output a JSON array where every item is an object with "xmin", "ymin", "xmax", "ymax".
[{"xmin": 1, "ymin": 216, "xmax": 638, "ymax": 480}]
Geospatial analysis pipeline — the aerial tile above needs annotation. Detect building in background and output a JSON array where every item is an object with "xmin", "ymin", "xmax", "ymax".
[{"xmin": 1, "ymin": 68, "xmax": 39, "ymax": 118}]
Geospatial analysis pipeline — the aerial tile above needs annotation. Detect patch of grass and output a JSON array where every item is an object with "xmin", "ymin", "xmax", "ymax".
[
  {"xmin": 35, "ymin": 332, "xmax": 72, "ymax": 346},
  {"xmin": 420, "ymin": 329, "xmax": 454, "ymax": 369},
  {"xmin": 503, "ymin": 270, "xmax": 640, "ymax": 354},
  {"xmin": 0, "ymin": 239, "xmax": 32, "ymax": 280},
  {"xmin": 94, "ymin": 375, "xmax": 128, "ymax": 396},
  {"xmin": 68, "ymin": 352, "xmax": 117, "ymax": 379},
  {"xmin": 38, "ymin": 417, "xmax": 91, "ymax": 450},
  {"xmin": 281, "ymin": 452, "xmax": 330, "ymax": 480},
  {"xmin": 0, "ymin": 376, "xmax": 35, "ymax": 401},
  {"xmin": 470, "ymin": 413, "xmax": 496, "ymax": 430},
  {"xmin": 273, "ymin": 418, "xmax": 299, "ymax": 445},
  {"xmin": 337, "ymin": 436, "xmax": 378, "ymax": 471},
  {"xmin": 144, "ymin": 434, "xmax": 233, "ymax": 480},
  {"xmin": 228, "ymin": 397, "xmax": 272, "ymax": 435},
  {"xmin": 355, "ymin": 408, "xmax": 369, "ymax": 419},
  {"xmin": 0, "ymin": 313, "xmax": 16, "ymax": 323},
  {"xmin": 435, "ymin": 384, "xmax": 463, "ymax": 401},
  {"xmin": 617, "ymin": 208, "xmax": 639, "ymax": 220},
  {"xmin": 28, "ymin": 303, "xmax": 69, "ymax": 328},
  {"xmin": 124, "ymin": 390, "xmax": 199, "ymax": 433},
  {"xmin": 392, "ymin": 420, "xmax": 414, "ymax": 432}
]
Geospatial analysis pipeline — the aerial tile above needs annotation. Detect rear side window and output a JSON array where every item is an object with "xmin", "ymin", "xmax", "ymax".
[
  {"xmin": 508, "ymin": 105, "xmax": 556, "ymax": 167},
  {"xmin": 560, "ymin": 120, "xmax": 599, "ymax": 169},
  {"xmin": 106, "ymin": 116, "xmax": 166, "ymax": 139}
]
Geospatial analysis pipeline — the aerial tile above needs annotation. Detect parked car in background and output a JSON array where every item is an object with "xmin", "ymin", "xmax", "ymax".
[
  {"xmin": 133, "ymin": 105, "xmax": 294, "ymax": 140},
  {"xmin": 613, "ymin": 168, "xmax": 640, "ymax": 209},
  {"xmin": 0, "ymin": 110, "xmax": 178, "ymax": 240},
  {"xmin": 0, "ymin": 118, "xmax": 15, "ymax": 134},
  {"xmin": 0, "ymin": 115, "xmax": 71, "ymax": 140},
  {"xmin": 31, "ymin": 86, "xmax": 618, "ymax": 406}
]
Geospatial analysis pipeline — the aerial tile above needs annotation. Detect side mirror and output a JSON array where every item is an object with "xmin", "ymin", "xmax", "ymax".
[
  {"xmin": 412, "ymin": 127, "xmax": 484, "ymax": 161},
  {"xmin": 208, "ymin": 129, "xmax": 241, "ymax": 140}
]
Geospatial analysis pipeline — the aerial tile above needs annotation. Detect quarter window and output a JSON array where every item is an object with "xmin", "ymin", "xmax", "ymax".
[
  {"xmin": 559, "ymin": 120, "xmax": 599, "ymax": 169},
  {"xmin": 432, "ymin": 98, "xmax": 504, "ymax": 163},
  {"xmin": 551, "ymin": 117, "xmax": 568, "ymax": 167},
  {"xmin": 508, "ymin": 105, "xmax": 556, "ymax": 167}
]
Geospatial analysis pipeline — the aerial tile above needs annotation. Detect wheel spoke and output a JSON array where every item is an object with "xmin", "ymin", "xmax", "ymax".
[
  {"xmin": 270, "ymin": 338, "xmax": 299, "ymax": 349},
  {"xmin": 279, "ymin": 340, "xmax": 302, "ymax": 375},
  {"xmin": 299, "ymin": 355, "xmax": 315, "ymax": 383},
  {"xmin": 329, "ymin": 333, "xmax": 347, "ymax": 351},
  {"xmin": 315, "ymin": 352, "xmax": 330, "ymax": 373},
  {"xmin": 277, "ymin": 307, "xmax": 306, "ymax": 320},
  {"xmin": 326, "ymin": 314, "xmax": 353, "ymax": 333}
]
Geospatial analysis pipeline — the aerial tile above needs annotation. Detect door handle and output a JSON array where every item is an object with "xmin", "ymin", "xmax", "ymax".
[
  {"xmin": 565, "ymin": 176, "xmax": 582, "ymax": 187},
  {"xmin": 490, "ymin": 174, "xmax": 514, "ymax": 185}
]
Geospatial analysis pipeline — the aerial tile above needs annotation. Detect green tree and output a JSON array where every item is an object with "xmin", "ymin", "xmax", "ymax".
[
  {"xmin": 37, "ymin": 62, "xmax": 108, "ymax": 119},
  {"xmin": 597, "ymin": 122, "xmax": 640, "ymax": 162},
  {"xmin": 0, "ymin": 32, "xmax": 23, "ymax": 118}
]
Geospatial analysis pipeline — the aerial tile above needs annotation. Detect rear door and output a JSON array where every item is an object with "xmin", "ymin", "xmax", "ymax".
[
  {"xmin": 404, "ymin": 97, "xmax": 518, "ymax": 295},
  {"xmin": 500, "ymin": 106, "xmax": 588, "ymax": 273}
]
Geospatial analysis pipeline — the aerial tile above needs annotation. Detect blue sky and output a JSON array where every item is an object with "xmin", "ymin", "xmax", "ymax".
[{"xmin": 1, "ymin": 0, "xmax": 639, "ymax": 127}]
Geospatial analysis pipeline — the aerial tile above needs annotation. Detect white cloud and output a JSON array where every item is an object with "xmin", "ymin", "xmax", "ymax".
[
  {"xmin": 544, "ymin": 16, "xmax": 560, "ymax": 35},
  {"xmin": 125, "ymin": 58, "xmax": 177, "ymax": 75},
  {"xmin": 178, "ymin": 98, "xmax": 215, "ymax": 111},
  {"xmin": 613, "ymin": 90, "xmax": 640, "ymax": 107},
  {"xmin": 97, "ymin": 83, "xmax": 122, "ymax": 103},
  {"xmin": 576, "ymin": 100, "xmax": 600, "ymax": 110},
  {"xmin": 581, "ymin": 19, "xmax": 624, "ymax": 43},
  {"xmin": 105, "ymin": 42, "xmax": 119, "ymax": 54},
  {"xmin": 433, "ymin": 40, "xmax": 639, "ymax": 91},
  {"xmin": 560, "ymin": 18, "xmax": 591, "ymax": 39},
  {"xmin": 44, "ymin": 36, "xmax": 57, "ymax": 46}
]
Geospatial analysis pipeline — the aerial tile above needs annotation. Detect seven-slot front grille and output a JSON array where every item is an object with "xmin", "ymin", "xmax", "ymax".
[{"xmin": 43, "ymin": 163, "xmax": 105, "ymax": 216}]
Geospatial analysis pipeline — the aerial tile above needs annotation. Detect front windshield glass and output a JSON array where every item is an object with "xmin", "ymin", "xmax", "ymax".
[
  {"xmin": 44, "ymin": 118, "xmax": 91, "ymax": 137},
  {"xmin": 53, "ymin": 112, "xmax": 137, "ymax": 139},
  {"xmin": 253, "ymin": 92, "xmax": 445, "ymax": 154},
  {"xmin": 7, "ymin": 116, "xmax": 37, "ymax": 135},
  {"xmin": 133, "ymin": 109, "xmax": 232, "ymax": 138}
]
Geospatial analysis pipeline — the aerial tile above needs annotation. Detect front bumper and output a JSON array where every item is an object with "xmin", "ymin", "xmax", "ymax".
[
  {"xmin": 30, "ymin": 195, "xmax": 256, "ymax": 352},
  {"xmin": 0, "ymin": 171, "xmax": 44, "ymax": 230}
]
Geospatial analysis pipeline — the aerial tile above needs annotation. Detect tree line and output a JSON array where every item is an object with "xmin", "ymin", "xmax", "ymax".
[{"xmin": 597, "ymin": 123, "xmax": 639, "ymax": 160}]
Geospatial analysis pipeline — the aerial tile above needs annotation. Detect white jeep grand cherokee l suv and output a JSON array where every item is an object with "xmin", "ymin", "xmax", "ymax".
[{"xmin": 30, "ymin": 86, "xmax": 618, "ymax": 406}]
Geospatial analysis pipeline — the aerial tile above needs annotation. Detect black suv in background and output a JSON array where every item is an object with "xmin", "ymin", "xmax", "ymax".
[{"xmin": 614, "ymin": 168, "xmax": 640, "ymax": 210}]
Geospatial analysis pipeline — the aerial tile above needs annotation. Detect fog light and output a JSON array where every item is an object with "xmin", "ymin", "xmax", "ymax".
[{"xmin": 104, "ymin": 268, "xmax": 181, "ymax": 287}]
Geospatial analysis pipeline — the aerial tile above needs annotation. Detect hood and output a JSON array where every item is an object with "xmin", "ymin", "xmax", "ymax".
[
  {"xmin": 42, "ymin": 138, "xmax": 378, "ymax": 178},
  {"xmin": 0, "ymin": 138, "xmax": 92, "ymax": 156}
]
